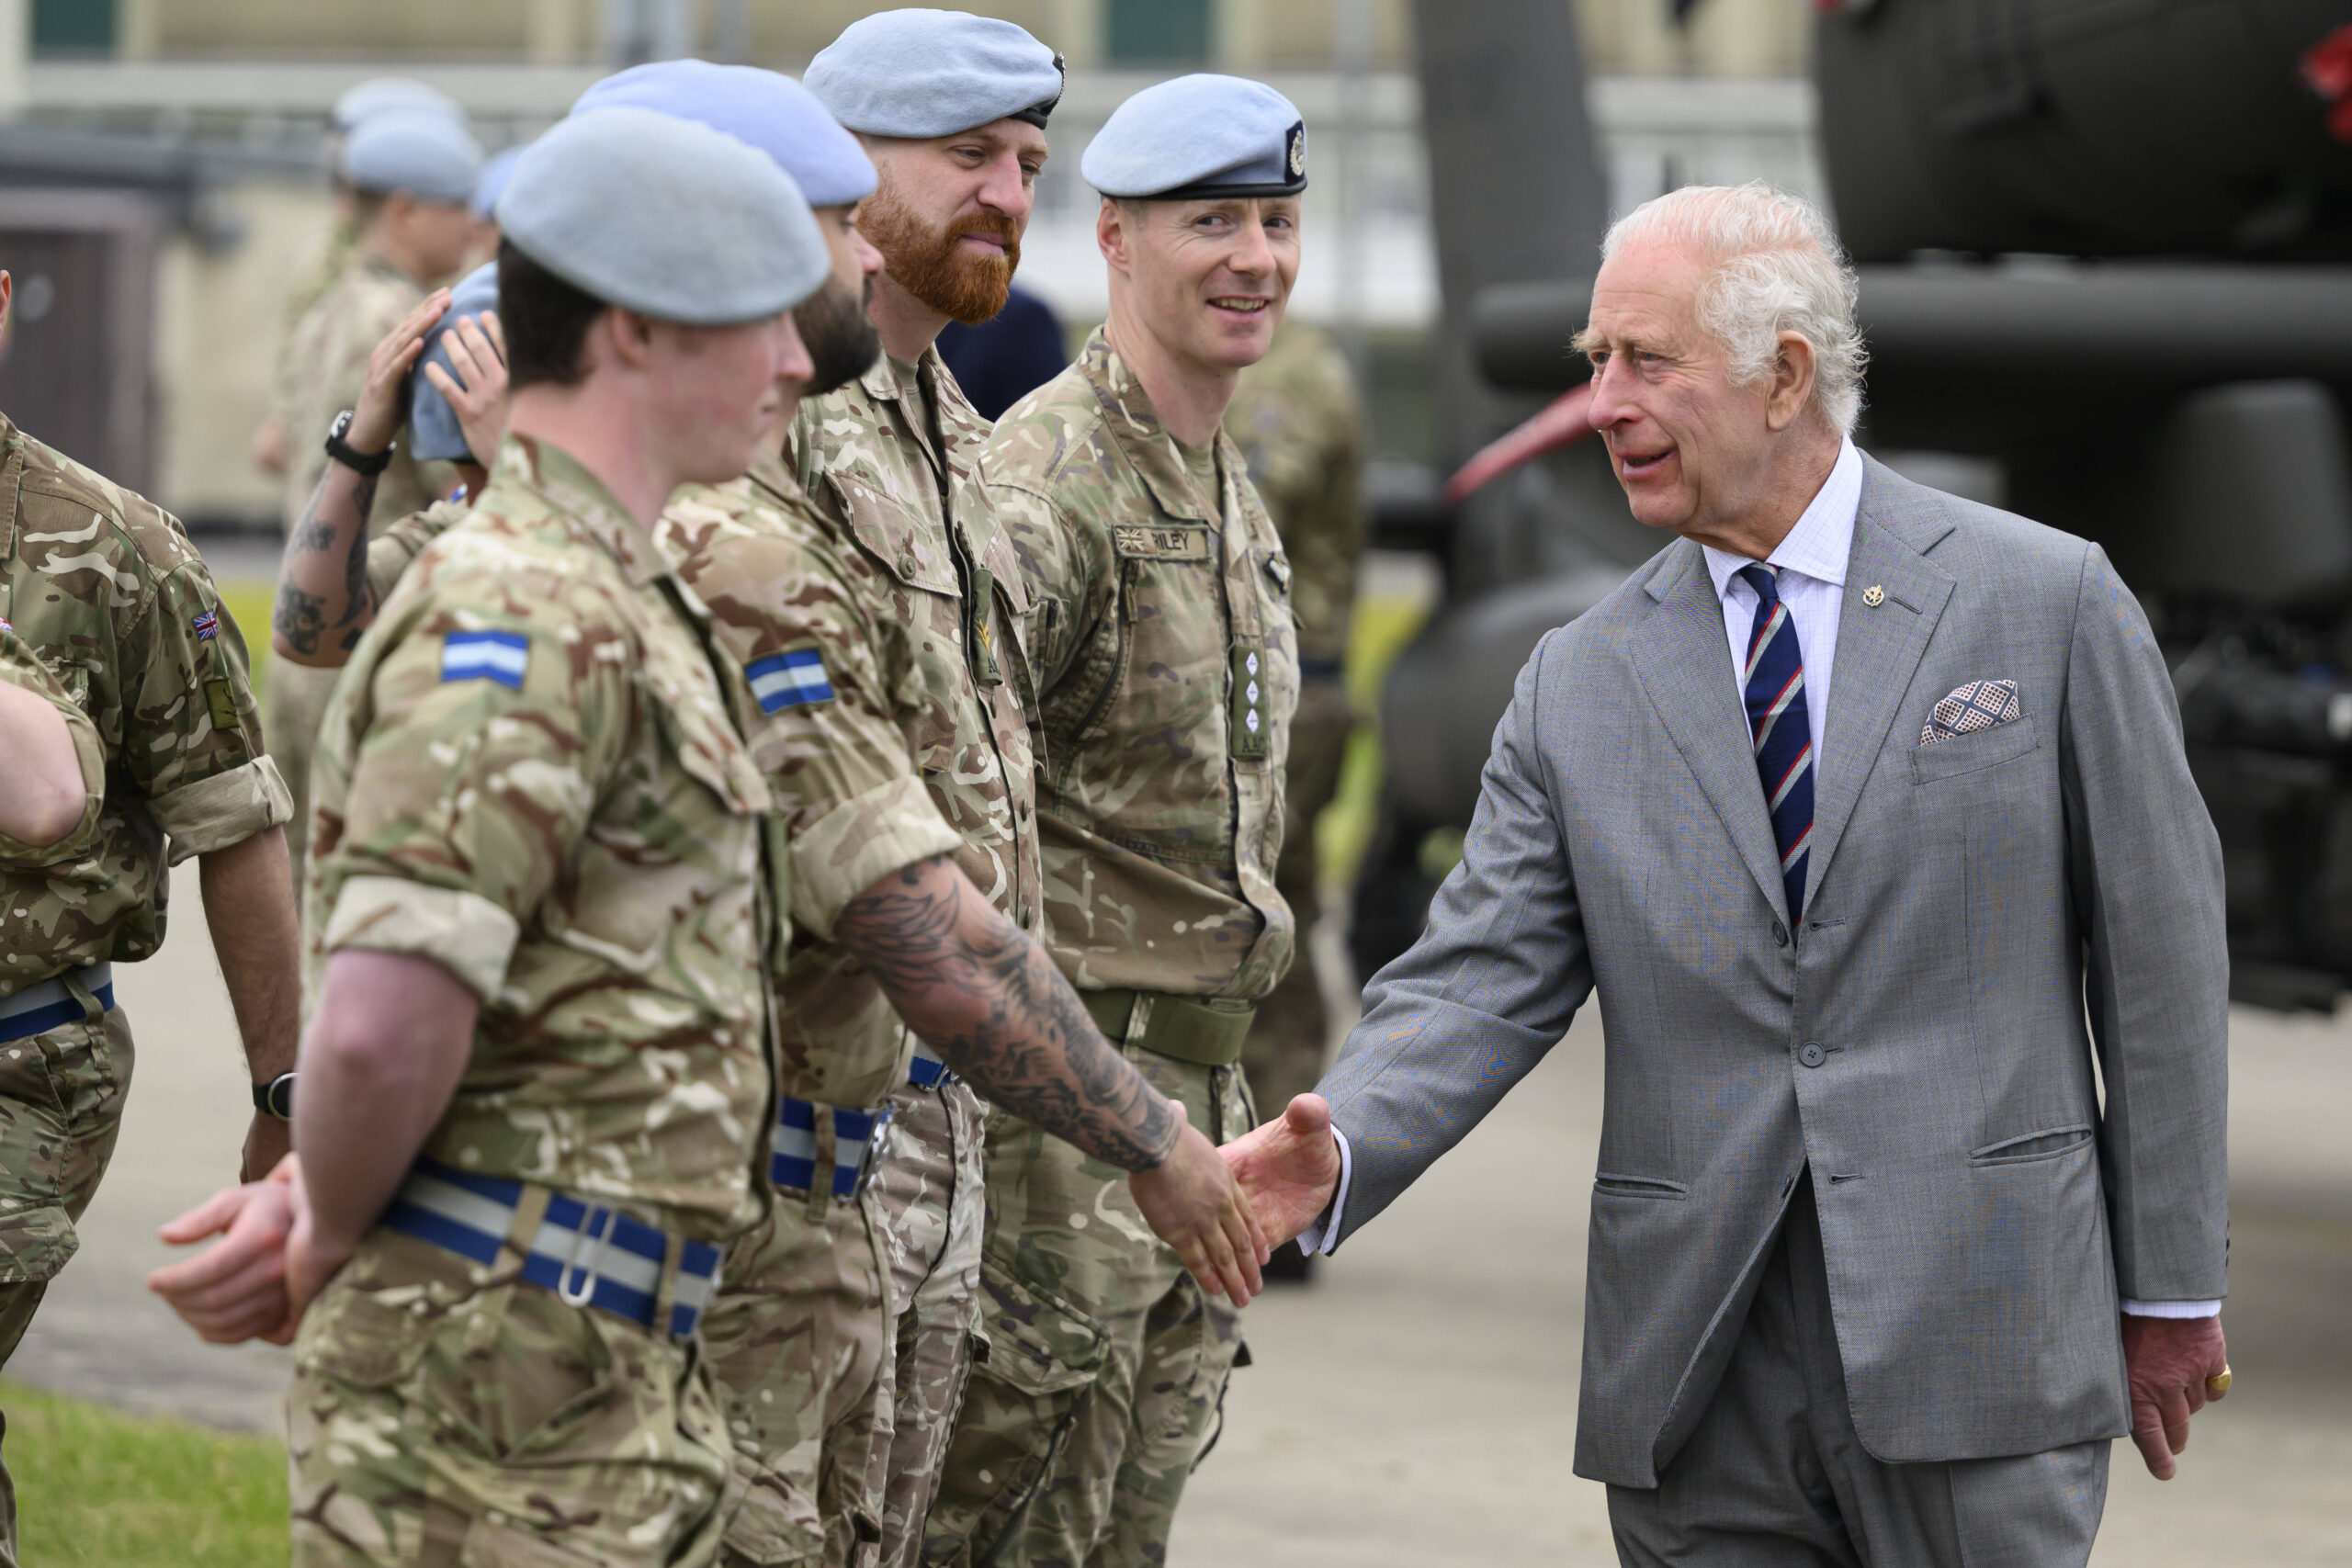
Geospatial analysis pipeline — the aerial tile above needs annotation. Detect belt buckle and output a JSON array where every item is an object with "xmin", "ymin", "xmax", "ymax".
[{"xmin": 554, "ymin": 1202, "xmax": 620, "ymax": 1308}]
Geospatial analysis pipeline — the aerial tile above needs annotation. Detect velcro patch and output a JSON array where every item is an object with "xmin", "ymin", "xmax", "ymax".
[
  {"xmin": 440, "ymin": 630, "xmax": 529, "ymax": 689},
  {"xmin": 746, "ymin": 647, "xmax": 835, "ymax": 714},
  {"xmin": 1112, "ymin": 524, "xmax": 1211, "ymax": 560},
  {"xmin": 205, "ymin": 678, "xmax": 238, "ymax": 735},
  {"xmin": 191, "ymin": 609, "xmax": 220, "ymax": 641}
]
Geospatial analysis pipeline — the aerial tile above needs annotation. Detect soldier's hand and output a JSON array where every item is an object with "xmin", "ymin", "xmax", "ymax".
[
  {"xmin": 420, "ymin": 310, "xmax": 510, "ymax": 468},
  {"xmin": 147, "ymin": 1155, "xmax": 300, "ymax": 1345},
  {"xmin": 249, "ymin": 413, "xmax": 289, "ymax": 478},
  {"xmin": 349, "ymin": 288, "xmax": 453, "ymax": 454},
  {"xmin": 241, "ymin": 1110, "xmax": 291, "ymax": 1185},
  {"xmin": 1219, "ymin": 1093, "xmax": 1342, "ymax": 1248},
  {"xmin": 1128, "ymin": 1103, "xmax": 1270, "ymax": 1304},
  {"xmin": 285, "ymin": 1177, "xmax": 356, "ymax": 1325}
]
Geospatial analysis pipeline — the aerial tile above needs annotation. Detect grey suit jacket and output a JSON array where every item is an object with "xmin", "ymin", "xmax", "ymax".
[{"xmin": 1319, "ymin": 457, "xmax": 2229, "ymax": 1487}]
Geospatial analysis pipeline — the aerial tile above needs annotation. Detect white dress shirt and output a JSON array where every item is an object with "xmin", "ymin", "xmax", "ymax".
[{"xmin": 1302, "ymin": 439, "xmax": 2214, "ymax": 1317}]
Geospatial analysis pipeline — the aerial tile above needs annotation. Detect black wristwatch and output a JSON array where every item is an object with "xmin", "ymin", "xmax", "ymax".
[
  {"xmin": 324, "ymin": 409, "xmax": 394, "ymax": 477},
  {"xmin": 253, "ymin": 1071, "xmax": 296, "ymax": 1122}
]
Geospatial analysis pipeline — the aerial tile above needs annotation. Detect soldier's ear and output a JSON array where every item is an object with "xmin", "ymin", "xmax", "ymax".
[{"xmin": 1096, "ymin": 197, "xmax": 1131, "ymax": 276}]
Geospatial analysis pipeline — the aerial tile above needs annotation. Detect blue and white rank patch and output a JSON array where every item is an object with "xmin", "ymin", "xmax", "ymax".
[
  {"xmin": 441, "ymin": 629, "xmax": 530, "ymax": 690},
  {"xmin": 191, "ymin": 609, "xmax": 220, "ymax": 641},
  {"xmin": 746, "ymin": 647, "xmax": 834, "ymax": 714}
]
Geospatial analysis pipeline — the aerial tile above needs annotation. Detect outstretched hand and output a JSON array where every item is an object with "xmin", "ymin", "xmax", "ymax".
[
  {"xmin": 1219, "ymin": 1093, "xmax": 1342, "ymax": 1248},
  {"xmin": 146, "ymin": 1155, "xmax": 301, "ymax": 1345},
  {"xmin": 348, "ymin": 289, "xmax": 452, "ymax": 454},
  {"xmin": 2122, "ymin": 1313, "xmax": 2230, "ymax": 1479},
  {"xmin": 1129, "ymin": 1103, "xmax": 1270, "ymax": 1304}
]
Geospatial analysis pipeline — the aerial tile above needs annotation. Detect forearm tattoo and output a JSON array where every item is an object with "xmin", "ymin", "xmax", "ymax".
[
  {"xmin": 276, "ymin": 474, "xmax": 379, "ymax": 656},
  {"xmin": 837, "ymin": 857, "xmax": 1180, "ymax": 1169}
]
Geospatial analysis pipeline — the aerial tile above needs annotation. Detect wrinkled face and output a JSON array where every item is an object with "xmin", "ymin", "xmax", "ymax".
[
  {"xmin": 858, "ymin": 119, "xmax": 1047, "ymax": 324},
  {"xmin": 795, "ymin": 202, "xmax": 885, "ymax": 396},
  {"xmin": 1578, "ymin": 239, "xmax": 1781, "ymax": 539},
  {"xmin": 1109, "ymin": 196, "xmax": 1298, "ymax": 373},
  {"xmin": 640, "ymin": 310, "xmax": 815, "ymax": 487}
]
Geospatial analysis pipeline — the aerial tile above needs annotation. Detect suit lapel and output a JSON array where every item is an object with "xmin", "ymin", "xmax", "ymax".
[
  {"xmin": 1806, "ymin": 462, "xmax": 1955, "ymax": 904},
  {"xmin": 1631, "ymin": 542, "xmax": 1791, "ymax": 922}
]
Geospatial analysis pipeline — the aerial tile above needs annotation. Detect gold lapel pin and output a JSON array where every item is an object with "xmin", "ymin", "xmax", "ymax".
[{"xmin": 1863, "ymin": 584, "xmax": 1885, "ymax": 607}]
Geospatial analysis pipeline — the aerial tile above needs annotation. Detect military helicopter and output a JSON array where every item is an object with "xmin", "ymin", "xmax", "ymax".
[{"xmin": 1358, "ymin": 0, "xmax": 2352, "ymax": 1011}]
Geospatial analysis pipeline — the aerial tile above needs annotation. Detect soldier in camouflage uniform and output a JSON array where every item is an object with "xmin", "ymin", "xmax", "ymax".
[
  {"xmin": 0, "ymin": 280, "xmax": 302, "ymax": 1567},
  {"xmin": 791, "ymin": 18, "xmax": 1074, "ymax": 1564},
  {"xmin": 268, "ymin": 108, "xmax": 478, "ymax": 897},
  {"xmin": 1222, "ymin": 317, "xmax": 1365, "ymax": 1261},
  {"xmin": 276, "ymin": 110, "xmax": 822, "ymax": 1567},
  {"xmin": 928, "ymin": 75, "xmax": 1309, "ymax": 1567}
]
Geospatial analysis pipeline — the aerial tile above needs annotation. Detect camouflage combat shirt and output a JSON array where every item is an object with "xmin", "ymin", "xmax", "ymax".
[
  {"xmin": 984, "ymin": 329, "xmax": 1298, "ymax": 1000},
  {"xmin": 308, "ymin": 434, "xmax": 776, "ymax": 1242},
  {"xmin": 279, "ymin": 251, "xmax": 451, "ymax": 537},
  {"xmin": 0, "ymin": 411, "xmax": 292, "ymax": 996},
  {"xmin": 1224, "ymin": 318, "xmax": 1365, "ymax": 673},
  {"xmin": 0, "ymin": 622, "xmax": 106, "ymax": 866}
]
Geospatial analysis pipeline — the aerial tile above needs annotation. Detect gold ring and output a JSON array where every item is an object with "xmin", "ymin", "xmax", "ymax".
[{"xmin": 2206, "ymin": 1365, "xmax": 2233, "ymax": 1394}]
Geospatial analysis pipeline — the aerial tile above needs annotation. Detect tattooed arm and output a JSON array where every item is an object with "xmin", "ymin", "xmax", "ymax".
[
  {"xmin": 836, "ymin": 854, "xmax": 1270, "ymax": 1301},
  {"xmin": 272, "ymin": 290, "xmax": 447, "ymax": 667}
]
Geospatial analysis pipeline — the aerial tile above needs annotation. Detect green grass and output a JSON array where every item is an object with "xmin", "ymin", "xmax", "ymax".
[
  {"xmin": 216, "ymin": 578, "xmax": 278, "ymax": 701},
  {"xmin": 1, "ymin": 1379, "xmax": 288, "ymax": 1567}
]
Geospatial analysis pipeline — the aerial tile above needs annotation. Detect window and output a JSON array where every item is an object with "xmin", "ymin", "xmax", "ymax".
[{"xmin": 1105, "ymin": 0, "xmax": 1210, "ymax": 63}]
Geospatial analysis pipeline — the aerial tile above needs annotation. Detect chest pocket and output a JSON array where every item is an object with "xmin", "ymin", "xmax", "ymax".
[
  {"xmin": 831, "ymin": 471, "xmax": 967, "ymax": 771},
  {"xmin": 640, "ymin": 624, "xmax": 771, "ymax": 817}
]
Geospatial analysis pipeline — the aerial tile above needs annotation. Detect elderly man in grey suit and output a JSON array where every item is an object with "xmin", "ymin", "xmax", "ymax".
[{"xmin": 1223, "ymin": 182, "xmax": 2232, "ymax": 1565}]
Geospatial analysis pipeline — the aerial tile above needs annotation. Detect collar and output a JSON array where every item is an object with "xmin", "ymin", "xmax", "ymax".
[
  {"xmin": 492, "ymin": 433, "xmax": 675, "ymax": 589},
  {"xmin": 1701, "ymin": 436, "xmax": 1862, "ymax": 602},
  {"xmin": 1074, "ymin": 327, "xmax": 1219, "ymax": 525}
]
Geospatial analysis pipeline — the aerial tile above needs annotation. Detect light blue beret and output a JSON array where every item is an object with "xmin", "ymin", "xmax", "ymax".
[
  {"xmin": 409, "ymin": 262, "xmax": 501, "ymax": 463},
  {"xmin": 805, "ymin": 9, "xmax": 1063, "ymax": 138},
  {"xmin": 332, "ymin": 77, "xmax": 464, "ymax": 133},
  {"xmin": 571, "ymin": 60, "xmax": 876, "ymax": 208},
  {"xmin": 340, "ymin": 110, "xmax": 483, "ymax": 205},
  {"xmin": 495, "ymin": 107, "xmax": 829, "ymax": 325},
  {"xmin": 1082, "ymin": 74, "xmax": 1307, "ymax": 200},
  {"xmin": 469, "ymin": 146, "xmax": 525, "ymax": 220}
]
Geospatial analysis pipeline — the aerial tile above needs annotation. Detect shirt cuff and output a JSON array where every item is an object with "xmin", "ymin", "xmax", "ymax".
[
  {"xmin": 786, "ymin": 774, "xmax": 964, "ymax": 941},
  {"xmin": 150, "ymin": 755, "xmax": 294, "ymax": 863},
  {"xmin": 2120, "ymin": 1299, "xmax": 2222, "ymax": 1319},
  {"xmin": 1294, "ymin": 1125, "xmax": 1352, "ymax": 1257},
  {"xmin": 322, "ymin": 874, "xmax": 521, "ymax": 1004}
]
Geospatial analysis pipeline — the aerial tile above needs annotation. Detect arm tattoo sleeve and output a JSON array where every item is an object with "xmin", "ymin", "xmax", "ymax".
[{"xmin": 836, "ymin": 856, "xmax": 1180, "ymax": 1170}]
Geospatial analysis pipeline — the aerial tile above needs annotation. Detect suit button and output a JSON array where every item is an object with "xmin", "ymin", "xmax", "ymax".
[
  {"xmin": 1798, "ymin": 1042, "xmax": 1826, "ymax": 1068},
  {"xmin": 1772, "ymin": 920, "xmax": 1789, "ymax": 947}
]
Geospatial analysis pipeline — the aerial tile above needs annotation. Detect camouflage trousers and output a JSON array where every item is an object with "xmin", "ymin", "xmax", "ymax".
[
  {"xmin": 925, "ymin": 1050, "xmax": 1253, "ymax": 1568},
  {"xmin": 288, "ymin": 1228, "xmax": 733, "ymax": 1567},
  {"xmin": 263, "ymin": 655, "xmax": 342, "ymax": 899},
  {"xmin": 0, "ymin": 998, "xmax": 133, "ymax": 1568},
  {"xmin": 1240, "ymin": 675, "xmax": 1354, "ymax": 1122},
  {"xmin": 703, "ymin": 1162, "xmax": 889, "ymax": 1566},
  {"xmin": 843, "ymin": 1077, "xmax": 988, "ymax": 1568}
]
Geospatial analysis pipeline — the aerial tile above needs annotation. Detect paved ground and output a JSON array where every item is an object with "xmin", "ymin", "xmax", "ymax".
[{"xmin": 11, "ymin": 867, "xmax": 2351, "ymax": 1562}]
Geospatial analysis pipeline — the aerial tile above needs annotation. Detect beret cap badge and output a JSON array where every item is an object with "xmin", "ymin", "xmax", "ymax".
[{"xmin": 1287, "ymin": 123, "xmax": 1306, "ymax": 178}]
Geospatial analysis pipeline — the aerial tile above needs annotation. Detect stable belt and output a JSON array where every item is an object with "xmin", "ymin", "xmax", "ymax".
[
  {"xmin": 382, "ymin": 1159, "xmax": 722, "ymax": 1339},
  {"xmin": 773, "ymin": 1097, "xmax": 892, "ymax": 1200},
  {"xmin": 0, "ymin": 963, "xmax": 115, "ymax": 1044},
  {"xmin": 907, "ymin": 1041, "xmax": 959, "ymax": 1089},
  {"xmin": 1080, "ymin": 988, "xmax": 1256, "ymax": 1069}
]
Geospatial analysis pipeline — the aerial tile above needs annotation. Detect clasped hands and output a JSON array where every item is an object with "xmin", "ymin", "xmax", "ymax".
[{"xmin": 147, "ymin": 1095, "xmax": 1344, "ymax": 1346}]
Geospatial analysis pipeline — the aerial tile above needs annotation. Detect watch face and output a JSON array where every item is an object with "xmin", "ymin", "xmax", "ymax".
[
  {"xmin": 329, "ymin": 410, "xmax": 353, "ymax": 441},
  {"xmin": 267, "ymin": 1073, "xmax": 296, "ymax": 1121}
]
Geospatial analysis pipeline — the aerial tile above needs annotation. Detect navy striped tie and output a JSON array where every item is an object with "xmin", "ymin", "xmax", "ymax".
[{"xmin": 1737, "ymin": 564, "xmax": 1814, "ymax": 920}]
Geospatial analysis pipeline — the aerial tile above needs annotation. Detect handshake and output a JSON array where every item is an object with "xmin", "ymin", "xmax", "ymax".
[{"xmin": 147, "ymin": 1095, "xmax": 1348, "ymax": 1344}]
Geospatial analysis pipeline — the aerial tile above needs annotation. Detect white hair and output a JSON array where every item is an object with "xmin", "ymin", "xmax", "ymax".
[{"xmin": 1600, "ymin": 182, "xmax": 1866, "ymax": 434}]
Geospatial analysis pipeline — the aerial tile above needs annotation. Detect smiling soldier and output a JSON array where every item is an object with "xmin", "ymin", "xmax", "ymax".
[{"xmin": 925, "ymin": 74, "xmax": 1306, "ymax": 1567}]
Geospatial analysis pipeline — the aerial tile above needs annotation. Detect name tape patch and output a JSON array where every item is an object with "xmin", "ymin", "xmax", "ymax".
[
  {"xmin": 747, "ymin": 647, "xmax": 835, "ymax": 714},
  {"xmin": 441, "ymin": 630, "xmax": 529, "ymax": 689},
  {"xmin": 1112, "ymin": 524, "xmax": 1211, "ymax": 560}
]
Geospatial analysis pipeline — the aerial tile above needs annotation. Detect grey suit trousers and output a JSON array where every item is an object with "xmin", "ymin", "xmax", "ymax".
[{"xmin": 1607, "ymin": 1174, "xmax": 2109, "ymax": 1568}]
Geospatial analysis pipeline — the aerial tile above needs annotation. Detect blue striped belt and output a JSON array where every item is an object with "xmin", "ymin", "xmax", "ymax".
[
  {"xmin": 0, "ymin": 963, "xmax": 115, "ymax": 1044},
  {"xmin": 772, "ymin": 1097, "xmax": 892, "ymax": 1200},
  {"xmin": 381, "ymin": 1160, "xmax": 722, "ymax": 1339},
  {"xmin": 907, "ymin": 1041, "xmax": 959, "ymax": 1089}
]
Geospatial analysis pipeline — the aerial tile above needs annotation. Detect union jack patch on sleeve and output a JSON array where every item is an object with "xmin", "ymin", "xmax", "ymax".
[
  {"xmin": 441, "ymin": 629, "xmax": 530, "ymax": 689},
  {"xmin": 745, "ymin": 647, "xmax": 834, "ymax": 714},
  {"xmin": 191, "ymin": 610, "xmax": 220, "ymax": 641}
]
